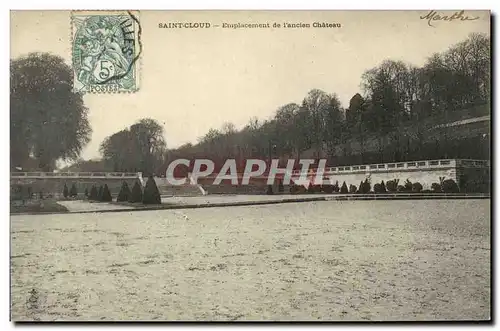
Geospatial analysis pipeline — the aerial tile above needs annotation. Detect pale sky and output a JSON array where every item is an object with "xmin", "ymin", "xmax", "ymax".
[{"xmin": 10, "ymin": 10, "xmax": 490, "ymax": 161}]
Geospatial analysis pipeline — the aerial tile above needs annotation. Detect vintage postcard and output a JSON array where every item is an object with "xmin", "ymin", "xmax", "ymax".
[{"xmin": 10, "ymin": 10, "xmax": 491, "ymax": 322}]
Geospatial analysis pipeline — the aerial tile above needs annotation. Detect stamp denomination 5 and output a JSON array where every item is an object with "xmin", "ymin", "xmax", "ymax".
[{"xmin": 71, "ymin": 10, "xmax": 141, "ymax": 93}]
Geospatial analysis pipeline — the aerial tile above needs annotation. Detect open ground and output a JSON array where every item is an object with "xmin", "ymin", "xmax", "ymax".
[{"xmin": 10, "ymin": 199, "xmax": 490, "ymax": 321}]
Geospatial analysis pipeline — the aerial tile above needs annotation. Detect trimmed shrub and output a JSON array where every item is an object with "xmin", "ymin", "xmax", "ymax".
[
  {"xmin": 117, "ymin": 182, "xmax": 131, "ymax": 202},
  {"xmin": 97, "ymin": 185, "xmax": 104, "ymax": 202},
  {"xmin": 63, "ymin": 184, "xmax": 69, "ymax": 198},
  {"xmin": 349, "ymin": 184, "xmax": 357, "ymax": 194},
  {"xmin": 412, "ymin": 182, "xmax": 423, "ymax": 193},
  {"xmin": 322, "ymin": 184, "xmax": 333, "ymax": 193},
  {"xmin": 278, "ymin": 180, "xmax": 284, "ymax": 193},
  {"xmin": 308, "ymin": 184, "xmax": 321, "ymax": 194},
  {"xmin": 380, "ymin": 180, "xmax": 387, "ymax": 193},
  {"xmin": 386, "ymin": 179, "xmax": 399, "ymax": 193},
  {"xmin": 143, "ymin": 176, "xmax": 162, "ymax": 204},
  {"xmin": 442, "ymin": 179, "xmax": 459, "ymax": 193},
  {"xmin": 357, "ymin": 179, "xmax": 371, "ymax": 194},
  {"xmin": 332, "ymin": 181, "xmax": 340, "ymax": 193},
  {"xmin": 129, "ymin": 181, "xmax": 143, "ymax": 203},
  {"xmin": 404, "ymin": 179, "xmax": 413, "ymax": 192},
  {"xmin": 431, "ymin": 182, "xmax": 442, "ymax": 193},
  {"xmin": 84, "ymin": 188, "xmax": 89, "ymax": 198},
  {"xmin": 373, "ymin": 181, "xmax": 387, "ymax": 194},
  {"xmin": 89, "ymin": 185, "xmax": 98, "ymax": 200},
  {"xmin": 397, "ymin": 185, "xmax": 406, "ymax": 193},
  {"xmin": 373, "ymin": 183, "xmax": 383, "ymax": 193},
  {"xmin": 70, "ymin": 183, "xmax": 78, "ymax": 198},
  {"xmin": 266, "ymin": 185, "xmax": 273, "ymax": 195},
  {"xmin": 356, "ymin": 181, "xmax": 364, "ymax": 194},
  {"xmin": 363, "ymin": 178, "xmax": 371, "ymax": 194},
  {"xmin": 291, "ymin": 184, "xmax": 308, "ymax": 194},
  {"xmin": 340, "ymin": 181, "xmax": 348, "ymax": 194},
  {"xmin": 101, "ymin": 184, "xmax": 112, "ymax": 202}
]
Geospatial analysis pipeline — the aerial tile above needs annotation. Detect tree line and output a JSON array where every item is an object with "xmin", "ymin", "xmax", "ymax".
[
  {"xmin": 10, "ymin": 33, "xmax": 489, "ymax": 174},
  {"xmin": 165, "ymin": 32, "xmax": 490, "ymax": 173}
]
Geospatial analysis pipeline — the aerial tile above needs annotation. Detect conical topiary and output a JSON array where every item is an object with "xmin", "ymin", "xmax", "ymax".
[
  {"xmin": 97, "ymin": 185, "xmax": 104, "ymax": 202},
  {"xmin": 129, "ymin": 181, "xmax": 143, "ymax": 203},
  {"xmin": 70, "ymin": 183, "xmax": 78, "ymax": 197},
  {"xmin": 63, "ymin": 183, "xmax": 69, "ymax": 198},
  {"xmin": 380, "ymin": 180, "xmax": 387, "ymax": 193},
  {"xmin": 442, "ymin": 179, "xmax": 460, "ymax": 193},
  {"xmin": 89, "ymin": 185, "xmax": 98, "ymax": 201},
  {"xmin": 143, "ymin": 176, "xmax": 161, "ymax": 204},
  {"xmin": 117, "ymin": 181, "xmax": 131, "ymax": 202},
  {"xmin": 333, "ymin": 181, "xmax": 340, "ymax": 193},
  {"xmin": 266, "ymin": 185, "xmax": 273, "ymax": 195},
  {"xmin": 349, "ymin": 184, "xmax": 357, "ymax": 194},
  {"xmin": 101, "ymin": 184, "xmax": 112, "ymax": 202},
  {"xmin": 278, "ymin": 180, "xmax": 284, "ymax": 193},
  {"xmin": 340, "ymin": 181, "xmax": 348, "ymax": 194},
  {"xmin": 357, "ymin": 181, "xmax": 364, "ymax": 194},
  {"xmin": 363, "ymin": 178, "xmax": 371, "ymax": 194}
]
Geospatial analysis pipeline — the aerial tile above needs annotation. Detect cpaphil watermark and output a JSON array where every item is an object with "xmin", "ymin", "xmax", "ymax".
[{"xmin": 165, "ymin": 158, "xmax": 337, "ymax": 187}]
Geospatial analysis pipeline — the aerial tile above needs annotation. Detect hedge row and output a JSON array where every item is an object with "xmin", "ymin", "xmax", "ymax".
[
  {"xmin": 65, "ymin": 176, "xmax": 162, "ymax": 204},
  {"xmin": 115, "ymin": 176, "xmax": 161, "ymax": 204},
  {"xmin": 289, "ymin": 178, "xmax": 460, "ymax": 194},
  {"xmin": 86, "ymin": 184, "xmax": 112, "ymax": 202},
  {"xmin": 62, "ymin": 183, "xmax": 78, "ymax": 198}
]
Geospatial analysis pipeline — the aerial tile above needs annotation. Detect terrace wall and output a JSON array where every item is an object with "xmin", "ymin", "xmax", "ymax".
[
  {"xmin": 166, "ymin": 159, "xmax": 489, "ymax": 193},
  {"xmin": 10, "ymin": 172, "xmax": 140, "ymax": 198},
  {"xmin": 10, "ymin": 159, "xmax": 490, "ymax": 198},
  {"xmin": 296, "ymin": 159, "xmax": 489, "ymax": 191}
]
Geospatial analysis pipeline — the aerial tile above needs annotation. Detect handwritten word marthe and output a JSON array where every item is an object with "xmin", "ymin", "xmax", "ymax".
[{"xmin": 420, "ymin": 10, "xmax": 480, "ymax": 27}]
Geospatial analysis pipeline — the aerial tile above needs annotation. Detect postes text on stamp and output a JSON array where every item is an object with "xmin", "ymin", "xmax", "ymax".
[{"xmin": 71, "ymin": 10, "xmax": 141, "ymax": 93}]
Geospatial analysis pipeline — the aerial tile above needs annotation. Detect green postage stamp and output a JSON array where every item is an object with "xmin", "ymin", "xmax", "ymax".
[{"xmin": 71, "ymin": 11, "xmax": 141, "ymax": 93}]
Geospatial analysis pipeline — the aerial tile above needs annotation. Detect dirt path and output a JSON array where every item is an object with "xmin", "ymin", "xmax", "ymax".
[
  {"xmin": 11, "ymin": 199, "xmax": 490, "ymax": 321},
  {"xmin": 58, "ymin": 200, "xmax": 135, "ymax": 212}
]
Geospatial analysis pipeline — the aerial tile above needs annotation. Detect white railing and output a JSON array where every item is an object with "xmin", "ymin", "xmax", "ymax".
[
  {"xmin": 277, "ymin": 159, "xmax": 486, "ymax": 177},
  {"xmin": 10, "ymin": 172, "xmax": 141, "ymax": 179},
  {"xmin": 314, "ymin": 159, "xmax": 488, "ymax": 175},
  {"xmin": 322, "ymin": 159, "xmax": 458, "ymax": 175},
  {"xmin": 284, "ymin": 159, "xmax": 458, "ymax": 176}
]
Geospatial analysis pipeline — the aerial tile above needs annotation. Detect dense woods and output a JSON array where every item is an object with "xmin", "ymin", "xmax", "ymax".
[{"xmin": 163, "ymin": 33, "xmax": 490, "ymax": 174}]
